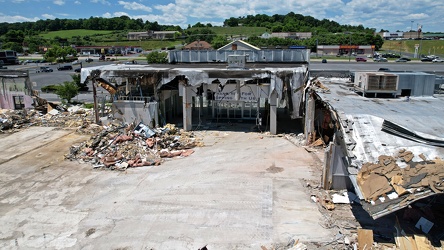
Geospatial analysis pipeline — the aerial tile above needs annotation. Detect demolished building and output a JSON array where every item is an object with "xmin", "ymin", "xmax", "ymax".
[
  {"xmin": 80, "ymin": 52, "xmax": 311, "ymax": 134},
  {"xmin": 305, "ymin": 73, "xmax": 444, "ymax": 219},
  {"xmin": 0, "ymin": 70, "xmax": 33, "ymax": 110}
]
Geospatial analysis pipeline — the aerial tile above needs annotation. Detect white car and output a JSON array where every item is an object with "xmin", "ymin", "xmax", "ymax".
[
  {"xmin": 72, "ymin": 60, "xmax": 81, "ymax": 65},
  {"xmin": 432, "ymin": 58, "xmax": 444, "ymax": 63}
]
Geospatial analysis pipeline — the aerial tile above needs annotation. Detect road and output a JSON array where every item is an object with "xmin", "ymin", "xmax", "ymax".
[{"xmin": 4, "ymin": 59, "xmax": 444, "ymax": 103}]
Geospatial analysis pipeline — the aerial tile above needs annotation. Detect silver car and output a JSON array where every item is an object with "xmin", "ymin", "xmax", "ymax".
[{"xmin": 374, "ymin": 57, "xmax": 388, "ymax": 62}]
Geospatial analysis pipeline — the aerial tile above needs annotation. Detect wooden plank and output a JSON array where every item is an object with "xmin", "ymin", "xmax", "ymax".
[
  {"xmin": 395, "ymin": 235, "xmax": 418, "ymax": 250},
  {"xmin": 358, "ymin": 228, "xmax": 373, "ymax": 250},
  {"xmin": 414, "ymin": 235, "xmax": 434, "ymax": 250}
]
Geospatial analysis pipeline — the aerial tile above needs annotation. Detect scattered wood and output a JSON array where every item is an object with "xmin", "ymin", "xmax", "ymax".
[{"xmin": 357, "ymin": 228, "xmax": 373, "ymax": 250}]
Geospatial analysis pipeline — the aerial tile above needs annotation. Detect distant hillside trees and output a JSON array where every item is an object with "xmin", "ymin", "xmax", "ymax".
[
  {"xmin": 223, "ymin": 12, "xmax": 375, "ymax": 34},
  {"xmin": 0, "ymin": 16, "xmax": 183, "ymax": 37},
  {"xmin": 184, "ymin": 28, "xmax": 217, "ymax": 43}
]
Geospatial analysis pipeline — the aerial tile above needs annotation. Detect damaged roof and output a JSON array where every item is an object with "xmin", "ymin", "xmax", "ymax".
[
  {"xmin": 313, "ymin": 78, "xmax": 444, "ymax": 219},
  {"xmin": 80, "ymin": 63, "xmax": 308, "ymax": 119}
]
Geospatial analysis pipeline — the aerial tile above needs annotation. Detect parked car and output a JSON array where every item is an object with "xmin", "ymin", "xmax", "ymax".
[
  {"xmin": 85, "ymin": 58, "xmax": 93, "ymax": 62},
  {"xmin": 57, "ymin": 65, "xmax": 73, "ymax": 70},
  {"xmin": 74, "ymin": 68, "xmax": 81, "ymax": 73},
  {"xmin": 421, "ymin": 57, "xmax": 433, "ymax": 62},
  {"xmin": 72, "ymin": 60, "xmax": 81, "ymax": 65},
  {"xmin": 398, "ymin": 57, "xmax": 411, "ymax": 61},
  {"xmin": 356, "ymin": 57, "xmax": 367, "ymax": 62},
  {"xmin": 321, "ymin": 59, "xmax": 327, "ymax": 63},
  {"xmin": 373, "ymin": 57, "xmax": 388, "ymax": 62},
  {"xmin": 432, "ymin": 58, "xmax": 444, "ymax": 63},
  {"xmin": 378, "ymin": 68, "xmax": 391, "ymax": 72},
  {"xmin": 395, "ymin": 58, "xmax": 408, "ymax": 62},
  {"xmin": 39, "ymin": 66, "xmax": 53, "ymax": 72}
]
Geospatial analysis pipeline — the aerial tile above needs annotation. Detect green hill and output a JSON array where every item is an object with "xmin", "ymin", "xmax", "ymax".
[{"xmin": 39, "ymin": 29, "xmax": 114, "ymax": 39}]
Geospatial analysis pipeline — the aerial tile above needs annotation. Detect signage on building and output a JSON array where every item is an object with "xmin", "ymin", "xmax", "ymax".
[{"xmin": 214, "ymin": 84, "xmax": 269, "ymax": 102}]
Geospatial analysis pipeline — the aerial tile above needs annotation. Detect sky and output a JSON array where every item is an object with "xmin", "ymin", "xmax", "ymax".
[{"xmin": 0, "ymin": 0, "xmax": 443, "ymax": 32}]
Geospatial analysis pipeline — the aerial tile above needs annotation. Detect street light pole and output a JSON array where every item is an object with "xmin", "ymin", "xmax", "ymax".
[{"xmin": 348, "ymin": 33, "xmax": 352, "ymax": 62}]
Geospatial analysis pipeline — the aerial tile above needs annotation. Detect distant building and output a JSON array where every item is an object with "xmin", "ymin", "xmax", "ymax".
[
  {"xmin": 266, "ymin": 32, "xmax": 312, "ymax": 40},
  {"xmin": 217, "ymin": 40, "xmax": 261, "ymax": 51},
  {"xmin": 377, "ymin": 31, "xmax": 423, "ymax": 40},
  {"xmin": 317, "ymin": 45, "xmax": 375, "ymax": 56},
  {"xmin": 127, "ymin": 31, "xmax": 178, "ymax": 40},
  {"xmin": 183, "ymin": 40, "xmax": 212, "ymax": 50},
  {"xmin": 73, "ymin": 46, "xmax": 140, "ymax": 55},
  {"xmin": 0, "ymin": 70, "xmax": 33, "ymax": 110}
]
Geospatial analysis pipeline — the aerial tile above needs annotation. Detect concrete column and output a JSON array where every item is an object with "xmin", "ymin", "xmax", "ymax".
[
  {"xmin": 199, "ymin": 85, "xmax": 204, "ymax": 118},
  {"xmin": 304, "ymin": 91, "xmax": 315, "ymax": 144},
  {"xmin": 203, "ymin": 84, "xmax": 208, "ymax": 117},
  {"xmin": 269, "ymin": 90, "xmax": 278, "ymax": 135},
  {"xmin": 181, "ymin": 81, "xmax": 192, "ymax": 131},
  {"xmin": 235, "ymin": 80, "xmax": 241, "ymax": 101}
]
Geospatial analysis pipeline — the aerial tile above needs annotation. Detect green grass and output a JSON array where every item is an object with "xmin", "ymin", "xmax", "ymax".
[
  {"xmin": 382, "ymin": 40, "xmax": 444, "ymax": 56},
  {"xmin": 39, "ymin": 29, "xmax": 114, "ymax": 39}
]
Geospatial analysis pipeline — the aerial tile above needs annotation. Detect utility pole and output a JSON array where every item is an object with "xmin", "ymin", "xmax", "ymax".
[
  {"xmin": 314, "ymin": 31, "xmax": 318, "ymax": 58},
  {"xmin": 348, "ymin": 32, "xmax": 352, "ymax": 62},
  {"xmin": 411, "ymin": 21, "xmax": 413, "ymax": 32}
]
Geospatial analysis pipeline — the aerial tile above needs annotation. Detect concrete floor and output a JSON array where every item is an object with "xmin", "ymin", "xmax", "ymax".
[{"xmin": 0, "ymin": 127, "xmax": 334, "ymax": 249}]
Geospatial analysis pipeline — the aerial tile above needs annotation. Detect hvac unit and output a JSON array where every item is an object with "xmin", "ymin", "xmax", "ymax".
[{"xmin": 354, "ymin": 72, "xmax": 398, "ymax": 96}]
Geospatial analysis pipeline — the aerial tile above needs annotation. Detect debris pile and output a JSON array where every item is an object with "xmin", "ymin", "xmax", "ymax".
[
  {"xmin": 357, "ymin": 149, "xmax": 444, "ymax": 205},
  {"xmin": 0, "ymin": 105, "xmax": 107, "ymax": 133},
  {"xmin": 0, "ymin": 109, "xmax": 31, "ymax": 131},
  {"xmin": 65, "ymin": 122, "xmax": 203, "ymax": 170}
]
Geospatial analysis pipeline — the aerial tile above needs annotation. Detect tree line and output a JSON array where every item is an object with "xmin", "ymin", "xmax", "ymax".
[
  {"xmin": 0, "ymin": 16, "xmax": 182, "ymax": 37},
  {"xmin": 223, "ymin": 12, "xmax": 375, "ymax": 34},
  {"xmin": 0, "ymin": 12, "xmax": 384, "ymax": 53}
]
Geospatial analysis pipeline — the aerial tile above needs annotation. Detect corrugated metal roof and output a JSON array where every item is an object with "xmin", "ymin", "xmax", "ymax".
[{"xmin": 314, "ymin": 78, "xmax": 444, "ymax": 219}]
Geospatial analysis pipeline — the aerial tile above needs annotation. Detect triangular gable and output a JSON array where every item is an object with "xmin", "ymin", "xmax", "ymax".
[{"xmin": 217, "ymin": 40, "xmax": 261, "ymax": 51}]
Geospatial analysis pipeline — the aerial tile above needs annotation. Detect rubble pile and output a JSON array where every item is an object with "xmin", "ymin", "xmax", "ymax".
[
  {"xmin": 0, "ymin": 106, "xmax": 99, "ymax": 133},
  {"xmin": 0, "ymin": 109, "xmax": 31, "ymax": 131},
  {"xmin": 65, "ymin": 123, "xmax": 203, "ymax": 170},
  {"xmin": 358, "ymin": 150, "xmax": 444, "ymax": 203}
]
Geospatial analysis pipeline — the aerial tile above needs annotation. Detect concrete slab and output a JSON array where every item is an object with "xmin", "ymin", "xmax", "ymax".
[
  {"xmin": 0, "ymin": 128, "xmax": 334, "ymax": 249},
  {"xmin": 0, "ymin": 127, "xmax": 74, "ymax": 164}
]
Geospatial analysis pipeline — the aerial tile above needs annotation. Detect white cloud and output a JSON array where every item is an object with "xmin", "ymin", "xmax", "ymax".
[
  {"xmin": 53, "ymin": 0, "xmax": 65, "ymax": 5},
  {"xmin": 102, "ymin": 12, "xmax": 112, "ymax": 18},
  {"xmin": 0, "ymin": 14, "xmax": 39, "ymax": 23},
  {"xmin": 12, "ymin": 0, "xmax": 25, "ymax": 3},
  {"xmin": 91, "ymin": 0, "xmax": 111, "ymax": 5},
  {"xmin": 42, "ymin": 14, "xmax": 55, "ymax": 19},
  {"xmin": 74, "ymin": 1, "xmax": 81, "ymax": 4},
  {"xmin": 118, "ymin": 1, "xmax": 152, "ymax": 12},
  {"xmin": 102, "ymin": 11, "xmax": 131, "ymax": 18},
  {"xmin": 113, "ymin": 11, "xmax": 130, "ymax": 16}
]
